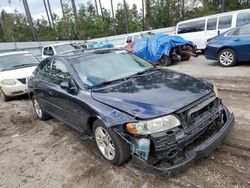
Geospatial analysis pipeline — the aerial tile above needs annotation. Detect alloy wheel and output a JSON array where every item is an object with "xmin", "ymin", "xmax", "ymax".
[
  {"xmin": 219, "ymin": 51, "xmax": 234, "ymax": 66},
  {"xmin": 33, "ymin": 99, "xmax": 43, "ymax": 118},
  {"xmin": 95, "ymin": 127, "xmax": 115, "ymax": 160}
]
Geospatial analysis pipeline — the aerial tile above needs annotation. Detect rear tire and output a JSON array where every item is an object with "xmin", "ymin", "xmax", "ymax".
[
  {"xmin": 93, "ymin": 120, "xmax": 130, "ymax": 165},
  {"xmin": 32, "ymin": 96, "xmax": 49, "ymax": 120},
  {"xmin": 218, "ymin": 48, "xmax": 237, "ymax": 67},
  {"xmin": 0, "ymin": 88, "xmax": 9, "ymax": 102}
]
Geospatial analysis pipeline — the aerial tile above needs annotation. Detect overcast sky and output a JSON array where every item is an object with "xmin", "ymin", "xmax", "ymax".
[{"xmin": 0, "ymin": 0, "xmax": 142, "ymax": 20}]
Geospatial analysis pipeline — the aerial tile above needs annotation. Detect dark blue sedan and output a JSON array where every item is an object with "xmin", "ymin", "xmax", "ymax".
[
  {"xmin": 205, "ymin": 24, "xmax": 250, "ymax": 66},
  {"xmin": 28, "ymin": 49, "xmax": 234, "ymax": 175}
]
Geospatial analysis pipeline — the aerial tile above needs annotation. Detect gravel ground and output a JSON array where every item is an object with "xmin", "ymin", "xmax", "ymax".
[{"xmin": 0, "ymin": 55, "xmax": 250, "ymax": 188}]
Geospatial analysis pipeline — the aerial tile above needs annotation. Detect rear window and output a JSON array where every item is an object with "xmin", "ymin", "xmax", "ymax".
[
  {"xmin": 207, "ymin": 18, "xmax": 217, "ymax": 30},
  {"xmin": 237, "ymin": 13, "xmax": 250, "ymax": 26},
  {"xmin": 177, "ymin": 20, "xmax": 205, "ymax": 34},
  {"xmin": 218, "ymin": 15, "xmax": 232, "ymax": 29}
]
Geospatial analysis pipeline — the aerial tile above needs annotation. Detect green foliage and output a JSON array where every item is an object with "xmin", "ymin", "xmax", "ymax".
[{"xmin": 1, "ymin": 0, "xmax": 250, "ymax": 42}]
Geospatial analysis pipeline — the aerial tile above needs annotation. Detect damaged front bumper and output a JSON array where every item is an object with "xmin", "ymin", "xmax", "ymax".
[{"xmin": 128, "ymin": 105, "xmax": 234, "ymax": 176}]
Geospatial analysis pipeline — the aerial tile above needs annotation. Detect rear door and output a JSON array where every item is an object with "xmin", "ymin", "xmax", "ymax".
[
  {"xmin": 33, "ymin": 58, "xmax": 53, "ymax": 113},
  {"xmin": 206, "ymin": 17, "xmax": 218, "ymax": 41}
]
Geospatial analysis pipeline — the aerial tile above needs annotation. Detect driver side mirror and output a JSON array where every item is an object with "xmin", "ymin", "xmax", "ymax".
[{"xmin": 60, "ymin": 79, "xmax": 78, "ymax": 94}]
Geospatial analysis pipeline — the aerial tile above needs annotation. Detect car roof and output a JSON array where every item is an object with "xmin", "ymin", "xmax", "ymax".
[
  {"xmin": 43, "ymin": 43, "xmax": 72, "ymax": 48},
  {"xmin": 57, "ymin": 48, "xmax": 126, "ymax": 60},
  {"xmin": 0, "ymin": 51, "xmax": 30, "ymax": 57}
]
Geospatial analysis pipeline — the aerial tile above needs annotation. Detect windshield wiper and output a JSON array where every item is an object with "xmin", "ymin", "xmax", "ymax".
[
  {"xmin": 12, "ymin": 63, "xmax": 38, "ymax": 68},
  {"xmin": 91, "ymin": 78, "xmax": 127, "ymax": 89},
  {"xmin": 129, "ymin": 67, "xmax": 159, "ymax": 78}
]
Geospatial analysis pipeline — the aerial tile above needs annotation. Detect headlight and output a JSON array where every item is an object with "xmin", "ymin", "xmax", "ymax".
[
  {"xmin": 126, "ymin": 115, "xmax": 181, "ymax": 135},
  {"xmin": 1, "ymin": 79, "xmax": 16, "ymax": 85},
  {"xmin": 213, "ymin": 85, "xmax": 219, "ymax": 97}
]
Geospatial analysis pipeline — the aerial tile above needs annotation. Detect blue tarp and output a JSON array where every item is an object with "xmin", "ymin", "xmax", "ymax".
[
  {"xmin": 91, "ymin": 42, "xmax": 114, "ymax": 49},
  {"xmin": 132, "ymin": 34, "xmax": 190, "ymax": 63}
]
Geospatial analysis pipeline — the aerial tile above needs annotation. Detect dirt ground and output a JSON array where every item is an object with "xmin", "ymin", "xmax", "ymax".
[{"xmin": 0, "ymin": 56, "xmax": 250, "ymax": 188}]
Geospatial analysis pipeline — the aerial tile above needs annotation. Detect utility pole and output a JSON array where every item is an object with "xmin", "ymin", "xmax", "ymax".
[
  {"xmin": 43, "ymin": 0, "xmax": 52, "ymax": 27},
  {"xmin": 22, "ymin": 0, "xmax": 38, "ymax": 41},
  {"xmin": 94, "ymin": 0, "xmax": 99, "ymax": 16},
  {"xmin": 47, "ymin": 0, "xmax": 55, "ymax": 28},
  {"xmin": 142, "ymin": 0, "xmax": 144, "ymax": 31},
  {"xmin": 99, "ymin": 0, "xmax": 104, "ymax": 17},
  {"xmin": 221, "ymin": 0, "xmax": 225, "ymax": 12},
  {"xmin": 123, "ymin": 0, "xmax": 129, "ymax": 33},
  {"xmin": 110, "ymin": 0, "xmax": 116, "ymax": 35},
  {"xmin": 71, "ymin": 0, "xmax": 80, "ymax": 39}
]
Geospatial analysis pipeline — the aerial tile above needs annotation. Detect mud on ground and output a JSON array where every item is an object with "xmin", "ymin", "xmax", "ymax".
[{"xmin": 0, "ymin": 56, "xmax": 250, "ymax": 188}]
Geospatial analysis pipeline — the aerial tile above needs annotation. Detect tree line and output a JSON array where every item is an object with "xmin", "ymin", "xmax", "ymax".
[{"xmin": 0, "ymin": 0, "xmax": 250, "ymax": 42}]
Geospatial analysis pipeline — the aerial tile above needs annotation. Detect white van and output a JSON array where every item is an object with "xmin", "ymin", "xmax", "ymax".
[{"xmin": 175, "ymin": 9, "xmax": 250, "ymax": 49}]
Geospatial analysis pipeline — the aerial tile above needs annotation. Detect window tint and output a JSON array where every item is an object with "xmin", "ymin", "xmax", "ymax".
[
  {"xmin": 43, "ymin": 47, "xmax": 48, "ymax": 55},
  {"xmin": 36, "ymin": 59, "xmax": 51, "ymax": 82},
  {"xmin": 228, "ymin": 25, "xmax": 250, "ymax": 36},
  {"xmin": 177, "ymin": 20, "xmax": 205, "ymax": 34},
  {"xmin": 218, "ymin": 15, "xmax": 232, "ymax": 29},
  {"xmin": 207, "ymin": 18, "xmax": 217, "ymax": 30},
  {"xmin": 239, "ymin": 25, "xmax": 250, "ymax": 35},
  {"xmin": 51, "ymin": 60, "xmax": 71, "ymax": 85},
  {"xmin": 237, "ymin": 13, "xmax": 250, "ymax": 26},
  {"xmin": 126, "ymin": 36, "xmax": 132, "ymax": 43},
  {"xmin": 133, "ymin": 35, "xmax": 140, "ymax": 42}
]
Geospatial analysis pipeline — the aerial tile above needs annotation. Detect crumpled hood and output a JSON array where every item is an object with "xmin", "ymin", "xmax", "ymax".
[
  {"xmin": 0, "ymin": 66, "xmax": 37, "ymax": 80},
  {"xmin": 91, "ymin": 69, "xmax": 213, "ymax": 119}
]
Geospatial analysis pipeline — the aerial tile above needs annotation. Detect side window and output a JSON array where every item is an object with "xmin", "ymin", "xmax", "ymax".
[
  {"xmin": 36, "ymin": 59, "xmax": 51, "ymax": 82},
  {"xmin": 51, "ymin": 60, "xmax": 71, "ymax": 85},
  {"xmin": 133, "ymin": 35, "xmax": 140, "ymax": 42},
  {"xmin": 43, "ymin": 47, "xmax": 48, "ymax": 55},
  {"xmin": 237, "ymin": 13, "xmax": 250, "ymax": 26},
  {"xmin": 207, "ymin": 17, "xmax": 217, "ymax": 30},
  {"xmin": 126, "ymin": 36, "xmax": 132, "ymax": 43},
  {"xmin": 218, "ymin": 15, "xmax": 232, "ymax": 29},
  {"xmin": 238, "ymin": 25, "xmax": 250, "ymax": 35},
  {"xmin": 47, "ymin": 47, "xmax": 54, "ymax": 56},
  {"xmin": 177, "ymin": 20, "xmax": 205, "ymax": 34}
]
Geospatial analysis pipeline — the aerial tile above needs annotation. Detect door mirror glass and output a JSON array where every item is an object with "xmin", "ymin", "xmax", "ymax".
[
  {"xmin": 60, "ymin": 81, "xmax": 70, "ymax": 90},
  {"xmin": 60, "ymin": 80, "xmax": 77, "ymax": 93}
]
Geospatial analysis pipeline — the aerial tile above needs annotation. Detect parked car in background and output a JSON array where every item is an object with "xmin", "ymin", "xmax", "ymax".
[
  {"xmin": 41, "ymin": 43, "xmax": 79, "ymax": 59},
  {"xmin": 124, "ymin": 32, "xmax": 154, "ymax": 45},
  {"xmin": 205, "ymin": 23, "xmax": 250, "ymax": 66},
  {"xmin": 176, "ymin": 9, "xmax": 250, "ymax": 50},
  {"xmin": 125, "ymin": 34, "xmax": 197, "ymax": 66},
  {"xmin": 28, "ymin": 49, "xmax": 234, "ymax": 175},
  {"xmin": 0, "ymin": 51, "xmax": 39, "ymax": 101}
]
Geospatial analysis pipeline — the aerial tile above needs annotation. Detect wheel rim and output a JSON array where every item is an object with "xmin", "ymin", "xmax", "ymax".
[
  {"xmin": 220, "ymin": 51, "xmax": 234, "ymax": 65},
  {"xmin": 95, "ymin": 127, "xmax": 115, "ymax": 160},
  {"xmin": 33, "ymin": 99, "xmax": 43, "ymax": 118}
]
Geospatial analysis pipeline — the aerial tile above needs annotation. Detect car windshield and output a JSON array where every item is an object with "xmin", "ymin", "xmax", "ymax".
[
  {"xmin": 72, "ymin": 53, "xmax": 154, "ymax": 87},
  {"xmin": 54, "ymin": 44, "xmax": 76, "ymax": 53},
  {"xmin": 0, "ymin": 53, "xmax": 39, "ymax": 72}
]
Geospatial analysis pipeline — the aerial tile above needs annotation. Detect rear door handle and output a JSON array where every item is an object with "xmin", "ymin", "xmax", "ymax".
[{"xmin": 234, "ymin": 38, "xmax": 240, "ymax": 42}]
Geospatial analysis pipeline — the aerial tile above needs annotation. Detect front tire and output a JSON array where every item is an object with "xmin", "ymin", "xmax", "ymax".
[
  {"xmin": 32, "ymin": 96, "xmax": 49, "ymax": 120},
  {"xmin": 93, "ymin": 120, "xmax": 130, "ymax": 165},
  {"xmin": 218, "ymin": 48, "xmax": 237, "ymax": 67}
]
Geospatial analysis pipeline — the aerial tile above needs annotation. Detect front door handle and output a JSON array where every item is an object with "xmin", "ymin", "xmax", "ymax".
[{"xmin": 234, "ymin": 38, "xmax": 240, "ymax": 42}]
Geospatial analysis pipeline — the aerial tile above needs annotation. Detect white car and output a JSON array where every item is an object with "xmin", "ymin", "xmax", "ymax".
[{"xmin": 0, "ymin": 51, "xmax": 39, "ymax": 101}]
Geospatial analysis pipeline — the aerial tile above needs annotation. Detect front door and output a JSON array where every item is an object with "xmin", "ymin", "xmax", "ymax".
[{"xmin": 46, "ymin": 59, "xmax": 87, "ymax": 132}]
